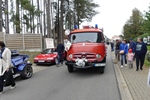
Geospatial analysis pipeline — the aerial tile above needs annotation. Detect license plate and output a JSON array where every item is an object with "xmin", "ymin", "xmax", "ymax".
[
  {"xmin": 94, "ymin": 63, "xmax": 106, "ymax": 67},
  {"xmin": 38, "ymin": 60, "xmax": 45, "ymax": 62}
]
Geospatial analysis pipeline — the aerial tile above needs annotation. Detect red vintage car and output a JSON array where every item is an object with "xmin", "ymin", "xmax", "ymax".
[{"xmin": 34, "ymin": 48, "xmax": 66, "ymax": 65}]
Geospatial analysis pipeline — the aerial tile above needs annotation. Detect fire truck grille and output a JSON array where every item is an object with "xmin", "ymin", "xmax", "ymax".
[{"xmin": 73, "ymin": 54, "xmax": 95, "ymax": 59}]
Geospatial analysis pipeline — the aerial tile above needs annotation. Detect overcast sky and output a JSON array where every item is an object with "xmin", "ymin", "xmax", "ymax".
[{"xmin": 81, "ymin": 0, "xmax": 150, "ymax": 39}]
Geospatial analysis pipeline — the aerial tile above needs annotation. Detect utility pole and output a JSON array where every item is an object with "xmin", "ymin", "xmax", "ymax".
[{"xmin": 0, "ymin": 0, "xmax": 2, "ymax": 32}]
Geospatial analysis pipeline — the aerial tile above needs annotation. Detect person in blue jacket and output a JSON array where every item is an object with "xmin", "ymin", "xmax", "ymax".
[
  {"xmin": 119, "ymin": 39, "xmax": 128, "ymax": 68},
  {"xmin": 135, "ymin": 38, "xmax": 147, "ymax": 71}
]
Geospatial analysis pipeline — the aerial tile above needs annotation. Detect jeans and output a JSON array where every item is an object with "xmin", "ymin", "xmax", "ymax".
[
  {"xmin": 57, "ymin": 52, "xmax": 63, "ymax": 65},
  {"xmin": 120, "ymin": 54, "xmax": 127, "ymax": 65}
]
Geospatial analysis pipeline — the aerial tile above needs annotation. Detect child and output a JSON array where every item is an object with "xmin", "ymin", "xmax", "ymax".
[{"xmin": 127, "ymin": 49, "xmax": 135, "ymax": 68}]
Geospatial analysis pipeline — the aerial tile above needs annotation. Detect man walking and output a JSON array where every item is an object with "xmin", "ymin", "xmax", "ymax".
[
  {"xmin": 135, "ymin": 38, "xmax": 147, "ymax": 71},
  {"xmin": 56, "ymin": 41, "xmax": 65, "ymax": 66}
]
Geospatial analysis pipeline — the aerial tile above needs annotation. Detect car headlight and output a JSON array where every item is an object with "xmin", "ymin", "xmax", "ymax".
[
  {"xmin": 69, "ymin": 54, "xmax": 73, "ymax": 58},
  {"xmin": 96, "ymin": 54, "xmax": 101, "ymax": 58},
  {"xmin": 47, "ymin": 58, "xmax": 54, "ymax": 60},
  {"xmin": 34, "ymin": 58, "xmax": 38, "ymax": 60}
]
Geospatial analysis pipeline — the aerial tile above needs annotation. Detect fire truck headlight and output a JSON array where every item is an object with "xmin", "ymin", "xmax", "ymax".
[
  {"xmin": 96, "ymin": 54, "xmax": 101, "ymax": 58},
  {"xmin": 69, "ymin": 54, "xmax": 73, "ymax": 58}
]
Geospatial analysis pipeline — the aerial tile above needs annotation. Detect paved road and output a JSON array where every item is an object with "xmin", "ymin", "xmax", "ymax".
[{"xmin": 0, "ymin": 48, "xmax": 121, "ymax": 100}]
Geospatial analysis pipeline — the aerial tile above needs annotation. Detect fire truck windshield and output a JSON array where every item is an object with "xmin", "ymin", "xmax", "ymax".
[{"xmin": 70, "ymin": 32, "xmax": 102, "ymax": 43}]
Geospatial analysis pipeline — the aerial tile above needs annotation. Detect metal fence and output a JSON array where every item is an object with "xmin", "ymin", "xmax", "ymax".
[{"xmin": 0, "ymin": 32, "xmax": 42, "ymax": 51}]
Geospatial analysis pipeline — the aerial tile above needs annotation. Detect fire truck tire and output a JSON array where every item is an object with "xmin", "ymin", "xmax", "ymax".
[
  {"xmin": 67, "ymin": 65, "xmax": 74, "ymax": 73},
  {"xmin": 99, "ymin": 68, "xmax": 104, "ymax": 74}
]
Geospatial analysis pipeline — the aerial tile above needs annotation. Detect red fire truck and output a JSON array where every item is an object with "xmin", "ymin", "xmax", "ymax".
[{"xmin": 65, "ymin": 25, "xmax": 107, "ymax": 74}]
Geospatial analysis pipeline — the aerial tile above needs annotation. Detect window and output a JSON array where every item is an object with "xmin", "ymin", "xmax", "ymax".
[
  {"xmin": 70, "ymin": 32, "xmax": 103, "ymax": 43},
  {"xmin": 42, "ymin": 49, "xmax": 53, "ymax": 54}
]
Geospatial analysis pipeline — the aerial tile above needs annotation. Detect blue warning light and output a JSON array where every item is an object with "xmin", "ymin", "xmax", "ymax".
[
  {"xmin": 95, "ymin": 24, "xmax": 98, "ymax": 28},
  {"xmin": 74, "ymin": 25, "xmax": 78, "ymax": 29}
]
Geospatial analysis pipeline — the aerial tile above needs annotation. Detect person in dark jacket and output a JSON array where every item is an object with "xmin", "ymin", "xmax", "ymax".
[
  {"xmin": 56, "ymin": 41, "xmax": 65, "ymax": 66},
  {"xmin": 129, "ymin": 38, "xmax": 136, "ymax": 53},
  {"xmin": 110, "ymin": 42, "xmax": 114, "ymax": 51},
  {"xmin": 129, "ymin": 38, "xmax": 136, "ymax": 61},
  {"xmin": 135, "ymin": 38, "xmax": 147, "ymax": 71},
  {"xmin": 115, "ymin": 39, "xmax": 121, "ymax": 61}
]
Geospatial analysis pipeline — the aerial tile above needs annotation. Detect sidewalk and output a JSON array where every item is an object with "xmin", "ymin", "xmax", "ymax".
[{"xmin": 112, "ymin": 52, "xmax": 150, "ymax": 100}]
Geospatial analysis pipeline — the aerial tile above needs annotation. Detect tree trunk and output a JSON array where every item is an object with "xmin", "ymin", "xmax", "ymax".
[
  {"xmin": 16, "ymin": 0, "xmax": 20, "ymax": 33},
  {"xmin": 73, "ymin": 0, "xmax": 77, "ymax": 28},
  {"xmin": 43, "ymin": 0, "xmax": 46, "ymax": 37},
  {"xmin": 32, "ymin": 0, "xmax": 35, "ymax": 33},
  {"xmin": 57, "ymin": 0, "xmax": 60, "ymax": 43},
  {"xmin": 37, "ymin": 0, "xmax": 40, "ymax": 34},
  {"xmin": 60, "ymin": 0, "xmax": 64, "ymax": 42},
  {"xmin": 39, "ymin": 0, "xmax": 42, "ymax": 35},
  {"xmin": 5, "ymin": 0, "xmax": 9, "ymax": 34},
  {"xmin": 0, "ymin": 0, "xmax": 2, "ymax": 32},
  {"xmin": 46, "ymin": 0, "xmax": 50, "ymax": 38}
]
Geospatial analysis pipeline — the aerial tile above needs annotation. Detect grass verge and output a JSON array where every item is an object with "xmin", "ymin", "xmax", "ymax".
[
  {"xmin": 19, "ymin": 51, "xmax": 40, "ymax": 63},
  {"xmin": 144, "ymin": 59, "xmax": 150, "ymax": 67}
]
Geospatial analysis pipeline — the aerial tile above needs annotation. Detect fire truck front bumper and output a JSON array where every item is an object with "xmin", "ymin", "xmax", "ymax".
[{"xmin": 65, "ymin": 60, "xmax": 106, "ymax": 68}]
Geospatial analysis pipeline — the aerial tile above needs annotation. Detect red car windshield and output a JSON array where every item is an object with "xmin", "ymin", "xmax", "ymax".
[{"xmin": 41, "ymin": 49, "xmax": 55, "ymax": 54}]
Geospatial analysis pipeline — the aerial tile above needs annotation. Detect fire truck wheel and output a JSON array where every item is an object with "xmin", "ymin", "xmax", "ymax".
[
  {"xmin": 99, "ymin": 68, "xmax": 104, "ymax": 74},
  {"xmin": 67, "ymin": 65, "xmax": 74, "ymax": 73}
]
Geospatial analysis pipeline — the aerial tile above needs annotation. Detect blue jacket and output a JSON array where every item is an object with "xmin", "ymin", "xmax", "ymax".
[
  {"xmin": 129, "ymin": 41, "xmax": 136, "ymax": 53},
  {"xmin": 120, "ymin": 43, "xmax": 128, "ymax": 55},
  {"xmin": 135, "ymin": 42, "xmax": 147, "ymax": 55}
]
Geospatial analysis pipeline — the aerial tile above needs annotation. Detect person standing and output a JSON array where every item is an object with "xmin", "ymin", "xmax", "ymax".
[
  {"xmin": 115, "ymin": 39, "xmax": 121, "ymax": 61},
  {"xmin": 129, "ymin": 38, "xmax": 136, "ymax": 60},
  {"xmin": 119, "ymin": 39, "xmax": 128, "ymax": 68},
  {"xmin": 56, "ymin": 41, "xmax": 65, "ymax": 66},
  {"xmin": 110, "ymin": 41, "xmax": 114, "ymax": 51},
  {"xmin": 127, "ymin": 49, "xmax": 135, "ymax": 68},
  {"xmin": 135, "ymin": 38, "xmax": 147, "ymax": 71},
  {"xmin": 0, "ymin": 41, "xmax": 16, "ymax": 94}
]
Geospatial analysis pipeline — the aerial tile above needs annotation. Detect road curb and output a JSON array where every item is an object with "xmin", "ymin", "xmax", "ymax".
[{"xmin": 112, "ymin": 53, "xmax": 133, "ymax": 100}]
